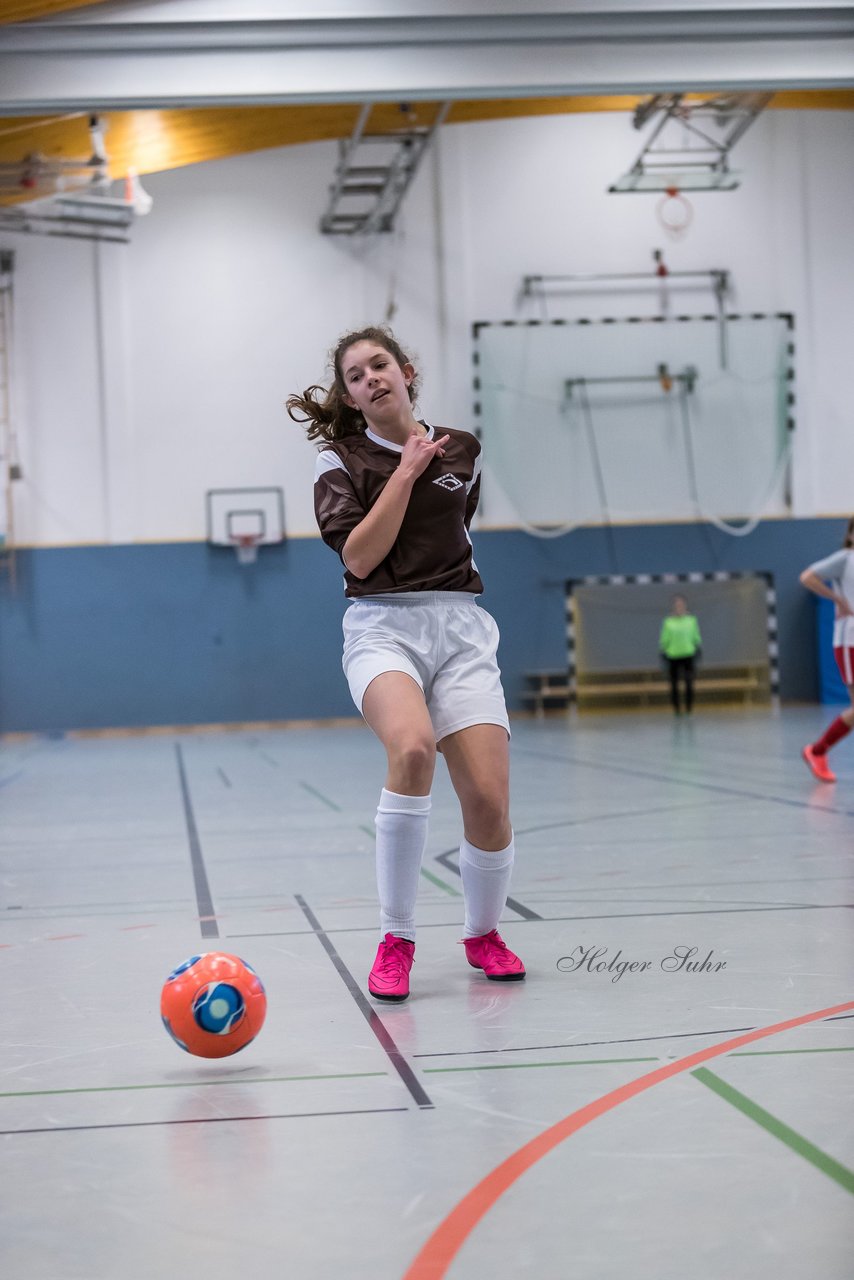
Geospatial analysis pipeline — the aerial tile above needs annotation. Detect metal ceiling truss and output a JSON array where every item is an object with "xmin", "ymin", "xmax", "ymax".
[
  {"xmin": 609, "ymin": 92, "xmax": 774, "ymax": 192},
  {"xmin": 320, "ymin": 101, "xmax": 450, "ymax": 235},
  {"xmin": 0, "ymin": 113, "xmax": 149, "ymax": 241},
  {"xmin": 0, "ymin": 195, "xmax": 135, "ymax": 243}
]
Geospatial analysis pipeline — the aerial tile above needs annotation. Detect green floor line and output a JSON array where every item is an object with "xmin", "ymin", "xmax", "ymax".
[
  {"xmin": 691, "ymin": 1067, "xmax": 854, "ymax": 1196},
  {"xmin": 0, "ymin": 1071, "xmax": 388, "ymax": 1100},
  {"xmin": 299, "ymin": 781, "xmax": 342, "ymax": 812},
  {"xmin": 359, "ymin": 824, "xmax": 375, "ymax": 839},
  {"xmin": 420, "ymin": 868, "xmax": 462, "ymax": 896},
  {"xmin": 729, "ymin": 1046, "xmax": 854, "ymax": 1058},
  {"xmin": 424, "ymin": 1056, "xmax": 659, "ymax": 1074}
]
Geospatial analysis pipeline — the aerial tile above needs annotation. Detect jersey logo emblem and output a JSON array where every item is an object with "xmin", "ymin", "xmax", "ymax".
[{"xmin": 433, "ymin": 474, "xmax": 463, "ymax": 491}]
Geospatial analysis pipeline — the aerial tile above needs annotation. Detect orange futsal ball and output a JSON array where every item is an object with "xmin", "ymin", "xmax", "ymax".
[{"xmin": 160, "ymin": 952, "xmax": 267, "ymax": 1058}]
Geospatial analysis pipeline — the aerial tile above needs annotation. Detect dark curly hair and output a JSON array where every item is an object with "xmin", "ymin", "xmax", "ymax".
[{"xmin": 286, "ymin": 325, "xmax": 419, "ymax": 444}]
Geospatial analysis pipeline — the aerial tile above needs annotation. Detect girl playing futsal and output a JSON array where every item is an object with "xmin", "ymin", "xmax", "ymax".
[
  {"xmin": 287, "ymin": 326, "xmax": 525, "ymax": 1001},
  {"xmin": 799, "ymin": 516, "xmax": 854, "ymax": 783}
]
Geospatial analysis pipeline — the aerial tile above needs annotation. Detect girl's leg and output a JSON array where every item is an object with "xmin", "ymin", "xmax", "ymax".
[
  {"xmin": 362, "ymin": 672, "xmax": 437, "ymax": 942},
  {"xmin": 684, "ymin": 657, "xmax": 696, "ymax": 714},
  {"xmin": 809, "ymin": 685, "xmax": 854, "ymax": 757},
  {"xmin": 440, "ymin": 724, "xmax": 515, "ymax": 939},
  {"xmin": 667, "ymin": 658, "xmax": 682, "ymax": 713},
  {"xmin": 803, "ymin": 684, "xmax": 854, "ymax": 784}
]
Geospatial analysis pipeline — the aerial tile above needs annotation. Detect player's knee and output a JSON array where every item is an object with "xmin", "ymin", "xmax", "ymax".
[
  {"xmin": 463, "ymin": 790, "xmax": 510, "ymax": 848},
  {"xmin": 388, "ymin": 737, "xmax": 436, "ymax": 792}
]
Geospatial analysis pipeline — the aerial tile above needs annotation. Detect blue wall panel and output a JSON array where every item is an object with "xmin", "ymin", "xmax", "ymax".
[
  {"xmin": 1, "ymin": 516, "xmax": 849, "ymax": 733},
  {"xmin": 1, "ymin": 542, "xmax": 350, "ymax": 732}
]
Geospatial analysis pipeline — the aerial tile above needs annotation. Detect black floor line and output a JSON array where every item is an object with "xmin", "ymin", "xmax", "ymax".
[
  {"xmin": 2, "ymin": 1106, "xmax": 409, "ymax": 1137},
  {"xmin": 10, "ymin": 872, "xmax": 847, "ymax": 920},
  {"xmin": 226, "ymin": 898, "xmax": 853, "ymax": 941},
  {"xmin": 295, "ymin": 895, "xmax": 434, "ymax": 1111},
  {"xmin": 412, "ymin": 1024, "xmax": 760, "ymax": 1058},
  {"xmin": 174, "ymin": 742, "xmax": 218, "ymax": 940}
]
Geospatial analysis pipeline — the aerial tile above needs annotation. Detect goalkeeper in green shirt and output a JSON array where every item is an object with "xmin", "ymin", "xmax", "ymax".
[{"xmin": 660, "ymin": 595, "xmax": 702, "ymax": 714}]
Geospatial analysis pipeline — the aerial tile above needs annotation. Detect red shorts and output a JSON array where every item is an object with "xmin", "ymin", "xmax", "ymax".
[{"xmin": 833, "ymin": 645, "xmax": 854, "ymax": 686}]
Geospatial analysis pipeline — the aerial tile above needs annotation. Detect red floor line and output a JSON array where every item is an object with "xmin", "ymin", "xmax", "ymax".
[{"xmin": 402, "ymin": 997, "xmax": 854, "ymax": 1280}]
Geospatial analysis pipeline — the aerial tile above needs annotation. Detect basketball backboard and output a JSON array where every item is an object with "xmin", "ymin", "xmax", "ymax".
[{"xmin": 205, "ymin": 487, "xmax": 285, "ymax": 564}]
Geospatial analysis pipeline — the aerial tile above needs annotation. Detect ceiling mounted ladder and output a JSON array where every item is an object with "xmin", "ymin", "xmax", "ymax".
[{"xmin": 320, "ymin": 102, "xmax": 451, "ymax": 235}]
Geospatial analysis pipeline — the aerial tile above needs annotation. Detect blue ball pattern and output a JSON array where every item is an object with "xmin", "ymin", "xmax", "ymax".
[
  {"xmin": 192, "ymin": 982, "xmax": 245, "ymax": 1035},
  {"xmin": 166, "ymin": 955, "xmax": 202, "ymax": 982},
  {"xmin": 240, "ymin": 958, "xmax": 265, "ymax": 993},
  {"xmin": 161, "ymin": 1015, "xmax": 190, "ymax": 1053}
]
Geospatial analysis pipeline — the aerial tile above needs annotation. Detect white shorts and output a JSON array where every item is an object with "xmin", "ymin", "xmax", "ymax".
[{"xmin": 342, "ymin": 592, "xmax": 510, "ymax": 743}]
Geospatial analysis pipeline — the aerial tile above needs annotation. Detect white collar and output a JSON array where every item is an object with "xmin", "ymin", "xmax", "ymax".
[{"xmin": 365, "ymin": 422, "xmax": 434, "ymax": 454}]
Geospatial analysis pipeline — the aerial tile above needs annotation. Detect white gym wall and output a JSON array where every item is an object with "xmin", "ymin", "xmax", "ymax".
[{"xmin": 6, "ymin": 104, "xmax": 854, "ymax": 546}]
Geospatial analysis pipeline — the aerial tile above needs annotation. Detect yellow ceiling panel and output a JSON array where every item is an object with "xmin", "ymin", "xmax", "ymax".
[
  {"xmin": 0, "ymin": 106, "xmax": 365, "ymax": 202},
  {"xmin": 1, "ymin": 92, "xmax": 852, "ymax": 205},
  {"xmin": 0, "ymin": 0, "xmax": 112, "ymax": 22}
]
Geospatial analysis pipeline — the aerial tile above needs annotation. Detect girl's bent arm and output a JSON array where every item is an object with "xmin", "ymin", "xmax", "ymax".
[
  {"xmin": 800, "ymin": 569, "xmax": 844, "ymax": 605},
  {"xmin": 343, "ymin": 430, "xmax": 449, "ymax": 579},
  {"xmin": 342, "ymin": 468, "xmax": 417, "ymax": 579}
]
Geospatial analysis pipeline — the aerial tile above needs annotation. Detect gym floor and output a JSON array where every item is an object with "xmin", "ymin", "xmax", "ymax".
[{"xmin": 2, "ymin": 707, "xmax": 853, "ymax": 1279}]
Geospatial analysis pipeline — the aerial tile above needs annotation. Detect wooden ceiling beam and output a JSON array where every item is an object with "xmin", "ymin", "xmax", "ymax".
[
  {"xmin": 1, "ymin": 92, "xmax": 852, "ymax": 205},
  {"xmin": 0, "ymin": 1, "xmax": 112, "ymax": 24}
]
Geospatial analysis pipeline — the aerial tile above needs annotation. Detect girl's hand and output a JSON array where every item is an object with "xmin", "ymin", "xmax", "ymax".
[
  {"xmin": 399, "ymin": 430, "xmax": 450, "ymax": 481},
  {"xmin": 837, "ymin": 595, "xmax": 854, "ymax": 618}
]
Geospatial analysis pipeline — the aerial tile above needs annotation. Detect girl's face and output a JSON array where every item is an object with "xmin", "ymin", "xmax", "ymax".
[
  {"xmin": 339, "ymin": 340, "xmax": 414, "ymax": 422},
  {"xmin": 672, "ymin": 597, "xmax": 687, "ymax": 615}
]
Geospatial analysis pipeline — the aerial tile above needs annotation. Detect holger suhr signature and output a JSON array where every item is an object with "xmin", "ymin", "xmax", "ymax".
[{"xmin": 557, "ymin": 945, "xmax": 727, "ymax": 983}]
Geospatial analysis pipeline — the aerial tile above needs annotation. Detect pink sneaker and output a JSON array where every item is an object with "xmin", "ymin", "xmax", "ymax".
[
  {"xmin": 462, "ymin": 930, "xmax": 526, "ymax": 982},
  {"xmin": 802, "ymin": 744, "xmax": 836, "ymax": 783},
  {"xmin": 368, "ymin": 933, "xmax": 415, "ymax": 1002}
]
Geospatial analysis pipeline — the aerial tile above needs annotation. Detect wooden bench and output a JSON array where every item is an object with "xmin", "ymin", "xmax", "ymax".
[
  {"xmin": 520, "ymin": 670, "xmax": 573, "ymax": 715},
  {"xmin": 577, "ymin": 666, "xmax": 769, "ymax": 710},
  {"xmin": 521, "ymin": 666, "xmax": 770, "ymax": 714}
]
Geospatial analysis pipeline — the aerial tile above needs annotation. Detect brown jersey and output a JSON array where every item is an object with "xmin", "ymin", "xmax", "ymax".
[{"xmin": 313, "ymin": 424, "xmax": 484, "ymax": 598}]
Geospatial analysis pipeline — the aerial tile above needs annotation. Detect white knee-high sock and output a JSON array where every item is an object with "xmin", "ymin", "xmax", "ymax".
[
  {"xmin": 375, "ymin": 788, "xmax": 431, "ymax": 942},
  {"xmin": 460, "ymin": 834, "xmax": 515, "ymax": 938}
]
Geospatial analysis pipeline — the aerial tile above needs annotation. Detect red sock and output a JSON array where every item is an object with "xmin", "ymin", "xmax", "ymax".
[{"xmin": 812, "ymin": 716, "xmax": 852, "ymax": 756}]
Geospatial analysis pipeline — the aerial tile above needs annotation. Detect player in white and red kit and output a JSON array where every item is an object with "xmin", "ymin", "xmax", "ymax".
[
  {"xmin": 288, "ymin": 327, "xmax": 525, "ymax": 1001},
  {"xmin": 799, "ymin": 515, "xmax": 854, "ymax": 782}
]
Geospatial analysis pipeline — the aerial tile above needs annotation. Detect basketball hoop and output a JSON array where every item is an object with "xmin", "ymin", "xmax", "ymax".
[
  {"xmin": 233, "ymin": 534, "xmax": 261, "ymax": 566},
  {"xmin": 656, "ymin": 185, "xmax": 693, "ymax": 239}
]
